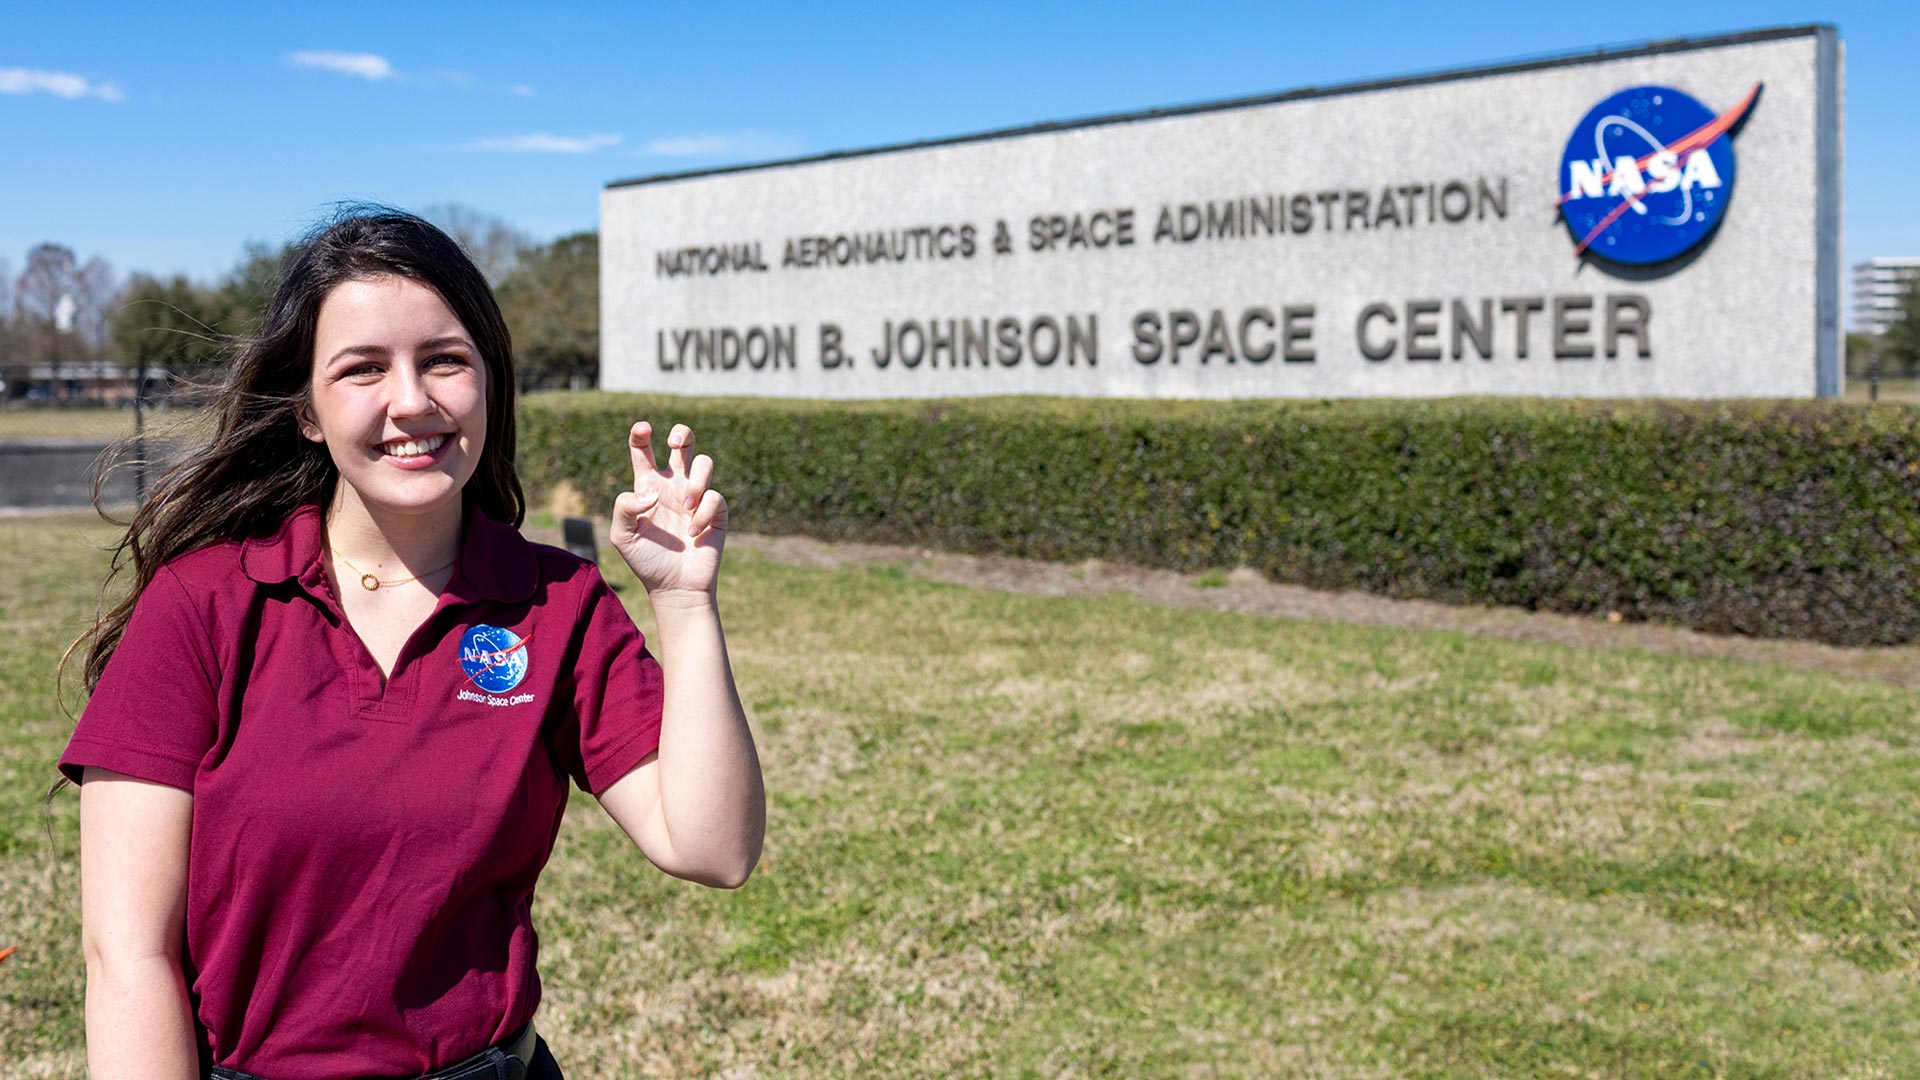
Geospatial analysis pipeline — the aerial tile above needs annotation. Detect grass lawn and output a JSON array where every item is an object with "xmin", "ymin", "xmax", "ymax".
[
  {"xmin": 0, "ymin": 406, "xmax": 214, "ymax": 442},
  {"xmin": 5, "ymin": 512, "xmax": 1919, "ymax": 1077},
  {"xmin": 1844, "ymin": 376, "xmax": 1920, "ymax": 404}
]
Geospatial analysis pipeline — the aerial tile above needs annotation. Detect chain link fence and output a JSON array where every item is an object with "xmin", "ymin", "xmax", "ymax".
[
  {"xmin": 0, "ymin": 364, "xmax": 214, "ymax": 511},
  {"xmin": 0, "ymin": 360, "xmax": 599, "ymax": 512}
]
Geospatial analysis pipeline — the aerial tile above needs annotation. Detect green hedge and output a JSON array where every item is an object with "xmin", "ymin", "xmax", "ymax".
[{"xmin": 518, "ymin": 392, "xmax": 1920, "ymax": 646}]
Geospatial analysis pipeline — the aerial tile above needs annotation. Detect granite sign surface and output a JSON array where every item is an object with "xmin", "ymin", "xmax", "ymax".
[{"xmin": 602, "ymin": 26, "xmax": 1841, "ymax": 400}]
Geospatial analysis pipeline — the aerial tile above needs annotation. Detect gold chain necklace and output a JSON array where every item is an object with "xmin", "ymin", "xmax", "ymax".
[{"xmin": 331, "ymin": 549, "xmax": 459, "ymax": 591}]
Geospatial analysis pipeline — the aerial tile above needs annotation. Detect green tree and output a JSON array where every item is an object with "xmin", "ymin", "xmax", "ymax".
[
  {"xmin": 214, "ymin": 241, "xmax": 293, "ymax": 336},
  {"xmin": 108, "ymin": 241, "xmax": 293, "ymax": 392},
  {"xmin": 110, "ymin": 273, "xmax": 231, "ymax": 379},
  {"xmin": 1882, "ymin": 272, "xmax": 1920, "ymax": 378},
  {"xmin": 1846, "ymin": 332, "xmax": 1882, "ymax": 379},
  {"xmin": 496, "ymin": 231, "xmax": 598, "ymax": 390}
]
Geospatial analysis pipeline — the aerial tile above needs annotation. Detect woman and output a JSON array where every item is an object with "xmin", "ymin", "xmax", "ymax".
[{"xmin": 54, "ymin": 207, "xmax": 764, "ymax": 1079}]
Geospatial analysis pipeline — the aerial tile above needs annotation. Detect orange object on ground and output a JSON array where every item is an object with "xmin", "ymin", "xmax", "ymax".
[{"xmin": 0, "ymin": 946, "xmax": 16, "ymax": 965}]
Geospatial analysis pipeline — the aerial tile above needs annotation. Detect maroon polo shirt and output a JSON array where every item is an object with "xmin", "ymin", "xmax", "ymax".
[{"xmin": 59, "ymin": 501, "xmax": 665, "ymax": 1079}]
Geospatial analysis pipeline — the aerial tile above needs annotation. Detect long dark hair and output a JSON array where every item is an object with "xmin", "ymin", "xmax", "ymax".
[{"xmin": 52, "ymin": 205, "xmax": 525, "ymax": 791}]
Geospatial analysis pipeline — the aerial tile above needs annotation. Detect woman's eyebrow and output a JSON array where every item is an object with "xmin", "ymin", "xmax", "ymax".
[{"xmin": 326, "ymin": 336, "xmax": 476, "ymax": 366}]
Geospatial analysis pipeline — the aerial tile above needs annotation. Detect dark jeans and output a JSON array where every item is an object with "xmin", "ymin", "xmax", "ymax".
[
  {"xmin": 529, "ymin": 1037, "xmax": 564, "ymax": 1079},
  {"xmin": 208, "ymin": 1032, "xmax": 564, "ymax": 1080}
]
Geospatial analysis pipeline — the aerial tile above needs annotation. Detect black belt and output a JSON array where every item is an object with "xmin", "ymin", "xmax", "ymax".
[{"xmin": 209, "ymin": 1020, "xmax": 538, "ymax": 1080}]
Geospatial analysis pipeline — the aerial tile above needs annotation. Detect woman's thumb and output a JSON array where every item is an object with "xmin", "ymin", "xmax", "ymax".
[{"xmin": 617, "ymin": 489, "xmax": 660, "ymax": 521}]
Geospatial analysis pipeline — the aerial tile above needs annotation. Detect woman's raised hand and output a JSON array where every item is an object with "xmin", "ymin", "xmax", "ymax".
[{"xmin": 610, "ymin": 421, "xmax": 727, "ymax": 601}]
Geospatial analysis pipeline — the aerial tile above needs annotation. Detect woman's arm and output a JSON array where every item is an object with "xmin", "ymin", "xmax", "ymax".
[
  {"xmin": 597, "ymin": 421, "xmax": 766, "ymax": 887},
  {"xmin": 78, "ymin": 767, "xmax": 200, "ymax": 1079},
  {"xmin": 598, "ymin": 593, "xmax": 764, "ymax": 887}
]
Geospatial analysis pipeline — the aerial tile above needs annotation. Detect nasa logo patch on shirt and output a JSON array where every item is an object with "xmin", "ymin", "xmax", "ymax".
[
  {"xmin": 1558, "ymin": 83, "xmax": 1759, "ymax": 266},
  {"xmin": 457, "ymin": 624, "xmax": 535, "ymax": 706}
]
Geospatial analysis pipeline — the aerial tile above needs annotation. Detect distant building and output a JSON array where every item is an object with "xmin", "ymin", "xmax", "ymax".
[
  {"xmin": 0, "ymin": 361, "xmax": 166, "ymax": 406},
  {"xmin": 1852, "ymin": 258, "xmax": 1920, "ymax": 334}
]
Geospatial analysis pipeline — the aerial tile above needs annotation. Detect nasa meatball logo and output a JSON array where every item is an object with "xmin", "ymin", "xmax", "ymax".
[
  {"xmin": 1558, "ymin": 83, "xmax": 1759, "ymax": 266},
  {"xmin": 458, "ymin": 624, "xmax": 531, "ymax": 697}
]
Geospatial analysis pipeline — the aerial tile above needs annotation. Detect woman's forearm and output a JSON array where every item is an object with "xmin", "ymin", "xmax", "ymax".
[
  {"xmin": 647, "ymin": 591, "xmax": 765, "ymax": 886},
  {"xmin": 85, "ymin": 952, "xmax": 200, "ymax": 1080}
]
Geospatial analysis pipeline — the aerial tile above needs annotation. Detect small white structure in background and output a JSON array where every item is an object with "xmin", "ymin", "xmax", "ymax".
[
  {"xmin": 1851, "ymin": 258, "xmax": 1920, "ymax": 335},
  {"xmin": 602, "ymin": 25, "xmax": 1842, "ymax": 400}
]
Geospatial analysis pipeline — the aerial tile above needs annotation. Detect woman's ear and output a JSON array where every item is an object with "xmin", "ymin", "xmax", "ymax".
[{"xmin": 294, "ymin": 405, "xmax": 324, "ymax": 443}]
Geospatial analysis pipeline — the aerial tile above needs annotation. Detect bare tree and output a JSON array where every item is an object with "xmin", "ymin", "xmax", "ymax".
[
  {"xmin": 72, "ymin": 256, "xmax": 117, "ymax": 359},
  {"xmin": 16, "ymin": 244, "xmax": 75, "ymax": 329},
  {"xmin": 0, "ymin": 256, "xmax": 13, "ymax": 371},
  {"xmin": 15, "ymin": 245, "xmax": 120, "ymax": 400},
  {"xmin": 16, "ymin": 243, "xmax": 81, "ymax": 396},
  {"xmin": 419, "ymin": 204, "xmax": 533, "ymax": 287}
]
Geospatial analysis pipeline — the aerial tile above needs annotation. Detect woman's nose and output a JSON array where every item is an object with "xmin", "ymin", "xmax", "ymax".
[{"xmin": 388, "ymin": 364, "xmax": 435, "ymax": 416}]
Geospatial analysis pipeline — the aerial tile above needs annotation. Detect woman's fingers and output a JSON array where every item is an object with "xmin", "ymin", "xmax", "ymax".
[
  {"xmin": 668, "ymin": 424, "xmax": 693, "ymax": 480},
  {"xmin": 685, "ymin": 454, "xmax": 714, "ymax": 510},
  {"xmin": 625, "ymin": 420, "xmax": 724, "ymax": 547},
  {"xmin": 612, "ymin": 489, "xmax": 661, "ymax": 533},
  {"xmin": 690, "ymin": 489, "xmax": 728, "ymax": 535},
  {"xmin": 629, "ymin": 422, "xmax": 657, "ymax": 490}
]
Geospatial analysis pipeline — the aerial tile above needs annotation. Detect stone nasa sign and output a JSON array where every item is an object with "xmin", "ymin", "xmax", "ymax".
[{"xmin": 601, "ymin": 25, "xmax": 1841, "ymax": 400}]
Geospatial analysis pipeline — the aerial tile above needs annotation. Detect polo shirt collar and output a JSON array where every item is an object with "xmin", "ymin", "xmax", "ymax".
[
  {"xmin": 240, "ymin": 500, "xmax": 536, "ymax": 604},
  {"xmin": 451, "ymin": 503, "xmax": 538, "ymax": 604}
]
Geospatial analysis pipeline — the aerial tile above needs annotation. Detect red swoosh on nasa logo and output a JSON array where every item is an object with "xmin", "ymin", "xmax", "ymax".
[
  {"xmin": 1562, "ymin": 82, "xmax": 1761, "ymax": 257},
  {"xmin": 460, "ymin": 631, "xmax": 534, "ymax": 690}
]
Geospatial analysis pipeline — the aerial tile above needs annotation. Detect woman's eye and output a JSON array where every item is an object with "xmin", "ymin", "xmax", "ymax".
[{"xmin": 428, "ymin": 354, "xmax": 468, "ymax": 370}]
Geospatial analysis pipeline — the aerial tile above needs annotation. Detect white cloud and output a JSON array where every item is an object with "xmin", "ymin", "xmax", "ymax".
[
  {"xmin": 451, "ymin": 133, "xmax": 622, "ymax": 154},
  {"xmin": 0, "ymin": 67, "xmax": 125, "ymax": 102},
  {"xmin": 284, "ymin": 51, "xmax": 533, "ymax": 98},
  {"xmin": 287, "ymin": 50, "xmax": 394, "ymax": 81},
  {"xmin": 639, "ymin": 132, "xmax": 799, "ymax": 159}
]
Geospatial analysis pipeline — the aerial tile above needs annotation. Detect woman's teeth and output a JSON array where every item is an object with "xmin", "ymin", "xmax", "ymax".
[{"xmin": 383, "ymin": 434, "xmax": 446, "ymax": 459}]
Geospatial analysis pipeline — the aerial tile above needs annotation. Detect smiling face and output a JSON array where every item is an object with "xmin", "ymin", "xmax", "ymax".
[{"xmin": 298, "ymin": 275, "xmax": 489, "ymax": 528}]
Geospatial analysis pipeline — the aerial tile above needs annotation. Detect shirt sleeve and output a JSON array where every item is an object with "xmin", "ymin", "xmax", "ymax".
[
  {"xmin": 552, "ymin": 567, "xmax": 666, "ymax": 795},
  {"xmin": 57, "ymin": 565, "xmax": 219, "ymax": 792}
]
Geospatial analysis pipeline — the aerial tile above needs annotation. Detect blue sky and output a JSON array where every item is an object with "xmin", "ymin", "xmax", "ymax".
[{"xmin": 5, "ymin": 2, "xmax": 1914, "ymax": 285}]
